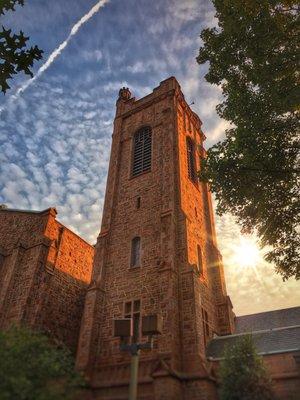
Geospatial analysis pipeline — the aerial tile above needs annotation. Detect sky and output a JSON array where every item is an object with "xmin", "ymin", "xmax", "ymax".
[{"xmin": 0, "ymin": 0, "xmax": 299, "ymax": 316}]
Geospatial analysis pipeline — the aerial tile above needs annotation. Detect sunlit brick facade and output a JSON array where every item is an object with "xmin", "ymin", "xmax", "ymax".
[
  {"xmin": 76, "ymin": 77, "xmax": 234, "ymax": 399},
  {"xmin": 0, "ymin": 78, "xmax": 299, "ymax": 400},
  {"xmin": 0, "ymin": 207, "xmax": 94, "ymax": 352}
]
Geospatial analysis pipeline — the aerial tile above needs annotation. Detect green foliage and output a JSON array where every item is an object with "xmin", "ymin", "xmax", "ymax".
[
  {"xmin": 197, "ymin": 1, "xmax": 299, "ymax": 280},
  {"xmin": 0, "ymin": 0, "xmax": 43, "ymax": 93},
  {"xmin": 0, "ymin": 326, "xmax": 84, "ymax": 400},
  {"xmin": 219, "ymin": 335, "xmax": 274, "ymax": 400}
]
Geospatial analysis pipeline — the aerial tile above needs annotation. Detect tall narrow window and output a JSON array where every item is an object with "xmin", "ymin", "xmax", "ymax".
[
  {"xmin": 124, "ymin": 300, "xmax": 141, "ymax": 343},
  {"xmin": 131, "ymin": 236, "xmax": 141, "ymax": 267},
  {"xmin": 202, "ymin": 307, "xmax": 210, "ymax": 346},
  {"xmin": 186, "ymin": 137, "xmax": 197, "ymax": 182},
  {"xmin": 132, "ymin": 126, "xmax": 152, "ymax": 177},
  {"xmin": 136, "ymin": 196, "xmax": 141, "ymax": 209},
  {"xmin": 197, "ymin": 245, "xmax": 203, "ymax": 275}
]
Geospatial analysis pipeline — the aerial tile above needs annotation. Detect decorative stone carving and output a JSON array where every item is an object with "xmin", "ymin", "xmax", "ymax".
[{"xmin": 118, "ymin": 87, "xmax": 132, "ymax": 101}]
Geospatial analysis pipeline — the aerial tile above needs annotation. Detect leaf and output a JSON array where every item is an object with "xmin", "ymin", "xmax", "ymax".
[
  {"xmin": 197, "ymin": 0, "xmax": 300, "ymax": 280},
  {"xmin": 0, "ymin": 0, "xmax": 43, "ymax": 93}
]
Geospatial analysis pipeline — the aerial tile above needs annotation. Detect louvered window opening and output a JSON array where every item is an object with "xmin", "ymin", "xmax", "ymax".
[
  {"xmin": 187, "ymin": 138, "xmax": 197, "ymax": 182},
  {"xmin": 132, "ymin": 127, "xmax": 152, "ymax": 177}
]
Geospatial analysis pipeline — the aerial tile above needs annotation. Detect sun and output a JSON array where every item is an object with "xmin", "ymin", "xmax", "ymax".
[{"xmin": 232, "ymin": 237, "xmax": 261, "ymax": 268}]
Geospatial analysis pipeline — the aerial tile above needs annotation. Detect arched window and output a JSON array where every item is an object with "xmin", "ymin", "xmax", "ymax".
[
  {"xmin": 132, "ymin": 126, "xmax": 152, "ymax": 177},
  {"xmin": 131, "ymin": 236, "xmax": 141, "ymax": 267},
  {"xmin": 197, "ymin": 245, "xmax": 203, "ymax": 275},
  {"xmin": 186, "ymin": 137, "xmax": 197, "ymax": 182}
]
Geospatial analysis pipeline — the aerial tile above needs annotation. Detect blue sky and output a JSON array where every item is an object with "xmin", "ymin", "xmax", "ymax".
[{"xmin": 0, "ymin": 0, "xmax": 299, "ymax": 315}]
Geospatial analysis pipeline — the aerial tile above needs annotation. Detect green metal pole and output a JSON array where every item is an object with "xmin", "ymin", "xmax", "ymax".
[{"xmin": 128, "ymin": 348, "xmax": 140, "ymax": 400}]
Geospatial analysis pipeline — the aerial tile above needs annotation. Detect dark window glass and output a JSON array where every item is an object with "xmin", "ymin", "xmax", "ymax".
[
  {"xmin": 132, "ymin": 127, "xmax": 152, "ymax": 177},
  {"xmin": 125, "ymin": 301, "xmax": 132, "ymax": 315},
  {"xmin": 133, "ymin": 300, "xmax": 140, "ymax": 312},
  {"xmin": 136, "ymin": 196, "xmax": 141, "ymax": 209},
  {"xmin": 124, "ymin": 299, "xmax": 141, "ymax": 343},
  {"xmin": 186, "ymin": 137, "xmax": 197, "ymax": 182},
  {"xmin": 131, "ymin": 237, "xmax": 141, "ymax": 267},
  {"xmin": 133, "ymin": 313, "xmax": 140, "ymax": 343}
]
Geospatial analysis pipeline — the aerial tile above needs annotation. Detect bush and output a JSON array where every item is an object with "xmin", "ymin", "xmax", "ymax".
[
  {"xmin": 219, "ymin": 335, "xmax": 274, "ymax": 400},
  {"xmin": 0, "ymin": 326, "xmax": 84, "ymax": 400}
]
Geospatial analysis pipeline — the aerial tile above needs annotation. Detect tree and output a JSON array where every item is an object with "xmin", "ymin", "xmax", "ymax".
[
  {"xmin": 219, "ymin": 335, "xmax": 274, "ymax": 400},
  {"xmin": 197, "ymin": 1, "xmax": 299, "ymax": 280},
  {"xmin": 0, "ymin": 326, "xmax": 84, "ymax": 400},
  {"xmin": 0, "ymin": 0, "xmax": 43, "ymax": 93}
]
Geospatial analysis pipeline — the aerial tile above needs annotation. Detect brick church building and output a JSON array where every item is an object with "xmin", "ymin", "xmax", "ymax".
[{"xmin": 0, "ymin": 77, "xmax": 299, "ymax": 399}]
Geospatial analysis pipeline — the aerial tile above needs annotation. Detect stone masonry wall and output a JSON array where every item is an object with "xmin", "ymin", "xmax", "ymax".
[
  {"xmin": 38, "ymin": 215, "xmax": 94, "ymax": 351},
  {"xmin": 211, "ymin": 352, "xmax": 300, "ymax": 400},
  {"xmin": 77, "ymin": 77, "xmax": 231, "ymax": 399},
  {"xmin": 92, "ymin": 81, "xmax": 182, "ymax": 370},
  {"xmin": 0, "ymin": 208, "xmax": 94, "ymax": 353}
]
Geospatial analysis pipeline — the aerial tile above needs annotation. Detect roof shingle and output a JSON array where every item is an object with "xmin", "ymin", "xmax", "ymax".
[
  {"xmin": 206, "ymin": 306, "xmax": 300, "ymax": 360},
  {"xmin": 235, "ymin": 306, "xmax": 300, "ymax": 333},
  {"xmin": 207, "ymin": 326, "xmax": 300, "ymax": 359}
]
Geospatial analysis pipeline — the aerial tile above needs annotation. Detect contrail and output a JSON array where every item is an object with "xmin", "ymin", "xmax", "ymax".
[{"xmin": 15, "ymin": 0, "xmax": 110, "ymax": 97}]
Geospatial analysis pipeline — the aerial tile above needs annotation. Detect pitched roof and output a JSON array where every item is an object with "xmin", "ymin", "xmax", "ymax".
[
  {"xmin": 207, "ymin": 306, "xmax": 300, "ymax": 360},
  {"xmin": 235, "ymin": 307, "xmax": 300, "ymax": 333},
  {"xmin": 206, "ymin": 325, "xmax": 300, "ymax": 360}
]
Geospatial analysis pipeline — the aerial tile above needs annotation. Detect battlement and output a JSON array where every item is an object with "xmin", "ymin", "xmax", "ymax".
[{"xmin": 116, "ymin": 76, "xmax": 203, "ymax": 132}]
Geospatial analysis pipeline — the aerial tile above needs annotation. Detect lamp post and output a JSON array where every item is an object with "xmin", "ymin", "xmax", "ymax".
[{"xmin": 114, "ymin": 314, "xmax": 162, "ymax": 400}]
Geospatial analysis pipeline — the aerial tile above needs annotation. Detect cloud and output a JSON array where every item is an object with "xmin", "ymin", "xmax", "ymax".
[
  {"xmin": 208, "ymin": 119, "xmax": 231, "ymax": 143},
  {"xmin": 13, "ymin": 0, "xmax": 110, "ymax": 98},
  {"xmin": 0, "ymin": 0, "xmax": 299, "ymax": 316},
  {"xmin": 0, "ymin": 80, "xmax": 112, "ymax": 243},
  {"xmin": 82, "ymin": 49, "xmax": 103, "ymax": 62}
]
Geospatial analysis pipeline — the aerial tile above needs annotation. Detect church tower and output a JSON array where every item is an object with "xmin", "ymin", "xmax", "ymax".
[{"xmin": 77, "ymin": 77, "xmax": 234, "ymax": 399}]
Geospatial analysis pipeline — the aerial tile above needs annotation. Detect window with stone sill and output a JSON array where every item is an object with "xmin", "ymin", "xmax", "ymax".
[
  {"xmin": 130, "ymin": 236, "xmax": 141, "ymax": 268},
  {"xmin": 132, "ymin": 126, "xmax": 152, "ymax": 177},
  {"xmin": 124, "ymin": 299, "xmax": 141, "ymax": 343}
]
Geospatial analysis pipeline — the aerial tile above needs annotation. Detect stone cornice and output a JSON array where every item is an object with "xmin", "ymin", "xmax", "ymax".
[{"xmin": 119, "ymin": 90, "xmax": 174, "ymax": 120}]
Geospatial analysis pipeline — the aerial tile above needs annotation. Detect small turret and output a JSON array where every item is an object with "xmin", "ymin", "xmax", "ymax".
[{"xmin": 118, "ymin": 87, "xmax": 132, "ymax": 101}]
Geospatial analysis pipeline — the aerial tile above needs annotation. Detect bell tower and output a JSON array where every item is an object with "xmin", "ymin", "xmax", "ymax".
[{"xmin": 77, "ymin": 77, "xmax": 234, "ymax": 399}]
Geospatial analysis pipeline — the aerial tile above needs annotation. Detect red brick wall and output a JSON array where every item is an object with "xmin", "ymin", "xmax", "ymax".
[
  {"xmin": 38, "ymin": 214, "xmax": 93, "ymax": 351},
  {"xmin": 77, "ymin": 77, "xmax": 231, "ymax": 399},
  {"xmin": 0, "ymin": 208, "xmax": 94, "ymax": 352},
  {"xmin": 83, "ymin": 79, "xmax": 183, "ymax": 372},
  {"xmin": 0, "ymin": 209, "xmax": 51, "ymax": 328},
  {"xmin": 0, "ymin": 209, "xmax": 49, "ymax": 251},
  {"xmin": 265, "ymin": 353, "xmax": 300, "ymax": 399},
  {"xmin": 211, "ymin": 352, "xmax": 300, "ymax": 400}
]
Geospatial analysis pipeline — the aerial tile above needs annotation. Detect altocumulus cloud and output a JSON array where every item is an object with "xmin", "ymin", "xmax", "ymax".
[
  {"xmin": 0, "ymin": 0, "xmax": 299, "ymax": 314},
  {"xmin": 1, "ymin": 80, "xmax": 112, "ymax": 243}
]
